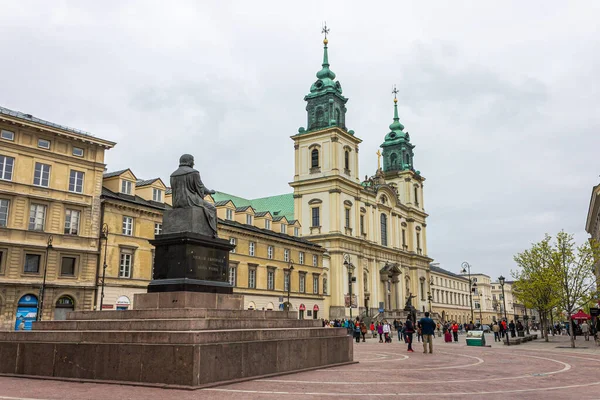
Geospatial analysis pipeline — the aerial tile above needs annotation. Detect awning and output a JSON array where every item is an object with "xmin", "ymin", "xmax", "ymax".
[
  {"xmin": 313, "ymin": 305, "xmax": 319, "ymax": 311},
  {"xmin": 571, "ymin": 310, "xmax": 591, "ymax": 320},
  {"xmin": 299, "ymin": 304, "xmax": 306, "ymax": 311}
]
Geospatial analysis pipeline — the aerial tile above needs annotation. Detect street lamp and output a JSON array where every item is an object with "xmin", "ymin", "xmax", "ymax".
[
  {"xmin": 286, "ymin": 262, "xmax": 294, "ymax": 311},
  {"xmin": 498, "ymin": 275, "xmax": 509, "ymax": 346},
  {"xmin": 38, "ymin": 235, "xmax": 54, "ymax": 321},
  {"xmin": 427, "ymin": 292, "xmax": 433, "ymax": 313},
  {"xmin": 461, "ymin": 261, "xmax": 475, "ymax": 324},
  {"xmin": 477, "ymin": 290, "xmax": 484, "ymax": 328},
  {"xmin": 343, "ymin": 254, "xmax": 355, "ymax": 319},
  {"xmin": 99, "ymin": 223, "xmax": 109, "ymax": 311},
  {"xmin": 524, "ymin": 306, "xmax": 530, "ymax": 335}
]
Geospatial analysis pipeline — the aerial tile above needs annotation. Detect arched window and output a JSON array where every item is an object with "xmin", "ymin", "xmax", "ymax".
[
  {"xmin": 380, "ymin": 214, "xmax": 388, "ymax": 246},
  {"xmin": 323, "ymin": 274, "xmax": 328, "ymax": 295},
  {"xmin": 404, "ymin": 153, "xmax": 409, "ymax": 165},
  {"xmin": 344, "ymin": 151, "xmax": 350, "ymax": 171},
  {"xmin": 335, "ymin": 108, "xmax": 340, "ymax": 124},
  {"xmin": 390, "ymin": 153, "xmax": 398, "ymax": 168},
  {"xmin": 54, "ymin": 296, "xmax": 75, "ymax": 320},
  {"xmin": 363, "ymin": 272, "xmax": 368, "ymax": 292},
  {"xmin": 316, "ymin": 108, "xmax": 325, "ymax": 126},
  {"xmin": 311, "ymin": 149, "xmax": 319, "ymax": 168}
]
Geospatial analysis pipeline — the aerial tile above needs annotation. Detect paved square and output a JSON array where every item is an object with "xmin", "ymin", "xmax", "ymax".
[{"xmin": 0, "ymin": 334, "xmax": 598, "ymax": 399}]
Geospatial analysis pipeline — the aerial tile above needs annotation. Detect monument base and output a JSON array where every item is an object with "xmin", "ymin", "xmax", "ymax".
[{"xmin": 0, "ymin": 292, "xmax": 354, "ymax": 388}]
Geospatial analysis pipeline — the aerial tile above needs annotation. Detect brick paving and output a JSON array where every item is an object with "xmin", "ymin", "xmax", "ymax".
[{"xmin": 0, "ymin": 333, "xmax": 598, "ymax": 400}]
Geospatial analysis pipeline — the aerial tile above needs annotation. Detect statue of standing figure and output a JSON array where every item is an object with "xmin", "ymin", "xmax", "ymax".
[
  {"xmin": 405, "ymin": 292, "xmax": 416, "ymax": 309},
  {"xmin": 169, "ymin": 154, "xmax": 218, "ymax": 237}
]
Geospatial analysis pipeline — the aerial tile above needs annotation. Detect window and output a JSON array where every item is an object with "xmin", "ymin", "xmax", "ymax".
[
  {"xmin": 323, "ymin": 275, "xmax": 328, "ymax": 295},
  {"xmin": 230, "ymin": 237, "xmax": 236, "ymax": 253},
  {"xmin": 24, "ymin": 254, "xmax": 41, "ymax": 273},
  {"xmin": 0, "ymin": 155, "xmax": 14, "ymax": 181},
  {"xmin": 33, "ymin": 162, "xmax": 51, "ymax": 187},
  {"xmin": 284, "ymin": 249, "xmax": 290, "ymax": 262},
  {"xmin": 267, "ymin": 246, "xmax": 273, "ymax": 259},
  {"xmin": 360, "ymin": 214, "xmax": 365, "ymax": 234},
  {"xmin": 311, "ymin": 149, "xmax": 319, "ymax": 168},
  {"xmin": 119, "ymin": 250, "xmax": 133, "ymax": 278},
  {"xmin": 0, "ymin": 199, "xmax": 9, "ymax": 227},
  {"xmin": 154, "ymin": 223, "xmax": 162, "ymax": 235},
  {"xmin": 417, "ymin": 232, "xmax": 421, "ymax": 253},
  {"xmin": 122, "ymin": 216, "xmax": 133, "ymax": 236},
  {"xmin": 414, "ymin": 186, "xmax": 419, "ymax": 206},
  {"xmin": 475, "ymin": 301, "xmax": 481, "ymax": 309},
  {"xmin": 313, "ymin": 275, "xmax": 319, "ymax": 294},
  {"xmin": 249, "ymin": 242, "xmax": 255, "ymax": 256},
  {"xmin": 345, "ymin": 208, "xmax": 351, "ymax": 229},
  {"xmin": 311, "ymin": 207, "xmax": 320, "ymax": 227},
  {"xmin": 420, "ymin": 279, "xmax": 425, "ymax": 300},
  {"xmin": 1, "ymin": 129, "xmax": 14, "ymax": 141},
  {"xmin": 267, "ymin": 269, "xmax": 275, "ymax": 290},
  {"xmin": 37, "ymin": 139, "xmax": 50, "ymax": 149},
  {"xmin": 69, "ymin": 170, "xmax": 84, "ymax": 193},
  {"xmin": 248, "ymin": 267, "xmax": 256, "ymax": 289},
  {"xmin": 299, "ymin": 273, "xmax": 306, "ymax": 293},
  {"xmin": 228, "ymin": 266, "xmax": 237, "ymax": 286},
  {"xmin": 284, "ymin": 271, "xmax": 290, "ymax": 292},
  {"xmin": 28, "ymin": 204, "xmax": 46, "ymax": 231},
  {"xmin": 313, "ymin": 255, "xmax": 318, "ymax": 267},
  {"xmin": 152, "ymin": 188, "xmax": 162, "ymax": 202},
  {"xmin": 281, "ymin": 224, "xmax": 286, "ymax": 234},
  {"xmin": 64, "ymin": 209, "xmax": 80, "ymax": 235},
  {"xmin": 226, "ymin": 209, "xmax": 233, "ymax": 220},
  {"xmin": 294, "ymin": 227, "xmax": 299, "ymax": 237},
  {"xmin": 246, "ymin": 214, "xmax": 253, "ymax": 225},
  {"xmin": 299, "ymin": 252, "xmax": 304, "ymax": 265},
  {"xmin": 72, "ymin": 147, "xmax": 84, "ymax": 157},
  {"xmin": 344, "ymin": 150, "xmax": 350, "ymax": 171},
  {"xmin": 380, "ymin": 214, "xmax": 388, "ymax": 246},
  {"xmin": 121, "ymin": 180, "xmax": 132, "ymax": 195},
  {"xmin": 402, "ymin": 230, "xmax": 407, "ymax": 248},
  {"xmin": 265, "ymin": 219, "xmax": 271, "ymax": 230},
  {"xmin": 60, "ymin": 257, "xmax": 76, "ymax": 276}
]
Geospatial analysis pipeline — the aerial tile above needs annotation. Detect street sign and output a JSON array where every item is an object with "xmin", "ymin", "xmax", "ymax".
[
  {"xmin": 590, "ymin": 307, "xmax": 599, "ymax": 317},
  {"xmin": 378, "ymin": 302, "xmax": 384, "ymax": 313}
]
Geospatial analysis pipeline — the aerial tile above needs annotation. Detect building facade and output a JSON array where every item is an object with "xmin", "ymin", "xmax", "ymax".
[
  {"xmin": 0, "ymin": 106, "xmax": 115, "ymax": 330},
  {"xmin": 464, "ymin": 273, "xmax": 495, "ymax": 324},
  {"xmin": 586, "ymin": 183, "xmax": 600, "ymax": 286},
  {"xmin": 429, "ymin": 265, "xmax": 471, "ymax": 323}
]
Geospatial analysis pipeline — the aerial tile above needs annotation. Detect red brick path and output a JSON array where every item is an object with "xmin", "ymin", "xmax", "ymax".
[{"xmin": 0, "ymin": 334, "xmax": 598, "ymax": 399}]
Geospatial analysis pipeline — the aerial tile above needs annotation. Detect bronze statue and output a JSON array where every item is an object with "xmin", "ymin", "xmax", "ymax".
[
  {"xmin": 170, "ymin": 154, "xmax": 217, "ymax": 236},
  {"xmin": 405, "ymin": 292, "xmax": 416, "ymax": 308}
]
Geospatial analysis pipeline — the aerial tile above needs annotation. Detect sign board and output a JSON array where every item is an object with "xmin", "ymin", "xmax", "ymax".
[
  {"xmin": 590, "ymin": 307, "xmax": 600, "ymax": 317},
  {"xmin": 378, "ymin": 302, "xmax": 385, "ymax": 313},
  {"xmin": 344, "ymin": 294, "xmax": 358, "ymax": 308}
]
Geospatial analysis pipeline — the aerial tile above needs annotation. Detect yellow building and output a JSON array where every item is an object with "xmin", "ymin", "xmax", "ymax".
[
  {"xmin": 465, "ymin": 273, "xmax": 496, "ymax": 324},
  {"xmin": 586, "ymin": 183, "xmax": 600, "ymax": 285},
  {"xmin": 429, "ymin": 265, "xmax": 471, "ymax": 323},
  {"xmin": 0, "ymin": 106, "xmax": 115, "ymax": 330},
  {"xmin": 97, "ymin": 169, "xmax": 167, "ymax": 310}
]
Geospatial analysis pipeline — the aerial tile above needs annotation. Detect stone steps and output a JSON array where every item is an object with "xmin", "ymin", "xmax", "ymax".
[
  {"xmin": 67, "ymin": 309, "xmax": 298, "ymax": 321},
  {"xmin": 0, "ymin": 326, "xmax": 346, "ymax": 345},
  {"xmin": 34, "ymin": 318, "xmax": 322, "ymax": 331}
]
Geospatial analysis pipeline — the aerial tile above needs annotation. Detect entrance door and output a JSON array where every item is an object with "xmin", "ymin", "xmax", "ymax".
[
  {"xmin": 15, "ymin": 294, "xmax": 38, "ymax": 331},
  {"xmin": 54, "ymin": 296, "xmax": 75, "ymax": 320}
]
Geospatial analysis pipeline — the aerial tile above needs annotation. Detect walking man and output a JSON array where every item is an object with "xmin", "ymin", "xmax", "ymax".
[
  {"xmin": 581, "ymin": 320, "xmax": 590, "ymax": 341},
  {"xmin": 405, "ymin": 316, "xmax": 415, "ymax": 352},
  {"xmin": 492, "ymin": 322, "xmax": 500, "ymax": 342},
  {"xmin": 419, "ymin": 312, "xmax": 436, "ymax": 354},
  {"xmin": 452, "ymin": 322, "xmax": 459, "ymax": 342}
]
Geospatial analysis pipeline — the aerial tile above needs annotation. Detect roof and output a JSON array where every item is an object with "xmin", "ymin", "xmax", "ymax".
[
  {"xmin": 101, "ymin": 187, "xmax": 168, "ymax": 211},
  {"xmin": 214, "ymin": 200, "xmax": 231, "ymax": 207},
  {"xmin": 136, "ymin": 178, "xmax": 159, "ymax": 187},
  {"xmin": 0, "ymin": 105, "xmax": 115, "ymax": 146},
  {"xmin": 218, "ymin": 218, "xmax": 320, "ymax": 249},
  {"xmin": 254, "ymin": 211, "xmax": 270, "ymax": 217},
  {"xmin": 165, "ymin": 188, "xmax": 172, "ymax": 195},
  {"xmin": 212, "ymin": 191, "xmax": 294, "ymax": 221},
  {"xmin": 430, "ymin": 265, "xmax": 469, "ymax": 281},
  {"xmin": 103, "ymin": 169, "xmax": 129, "ymax": 178}
]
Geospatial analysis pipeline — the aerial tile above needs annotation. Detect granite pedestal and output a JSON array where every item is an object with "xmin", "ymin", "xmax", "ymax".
[{"xmin": 0, "ymin": 292, "xmax": 354, "ymax": 388}]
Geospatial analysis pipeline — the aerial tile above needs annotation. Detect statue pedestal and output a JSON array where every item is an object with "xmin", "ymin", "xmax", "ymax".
[{"xmin": 148, "ymin": 232, "xmax": 235, "ymax": 294}]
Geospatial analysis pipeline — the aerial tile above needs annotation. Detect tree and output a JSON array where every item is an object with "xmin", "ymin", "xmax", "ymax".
[
  {"xmin": 551, "ymin": 232, "xmax": 600, "ymax": 348},
  {"xmin": 512, "ymin": 235, "xmax": 561, "ymax": 342}
]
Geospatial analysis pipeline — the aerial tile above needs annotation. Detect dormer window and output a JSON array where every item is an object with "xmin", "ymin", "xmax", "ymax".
[
  {"xmin": 226, "ymin": 208, "xmax": 233, "ymax": 220},
  {"xmin": 265, "ymin": 219, "xmax": 271, "ymax": 230},
  {"xmin": 280, "ymin": 224, "xmax": 286, "ymax": 234},
  {"xmin": 121, "ymin": 180, "xmax": 132, "ymax": 195},
  {"xmin": 152, "ymin": 188, "xmax": 162, "ymax": 202},
  {"xmin": 246, "ymin": 214, "xmax": 253, "ymax": 225}
]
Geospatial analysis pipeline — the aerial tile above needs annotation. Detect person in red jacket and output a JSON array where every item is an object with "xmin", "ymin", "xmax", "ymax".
[{"xmin": 452, "ymin": 322, "xmax": 459, "ymax": 342}]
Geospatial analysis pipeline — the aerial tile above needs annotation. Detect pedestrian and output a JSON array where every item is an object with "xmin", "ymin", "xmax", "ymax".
[
  {"xmin": 501, "ymin": 319, "xmax": 507, "ymax": 337},
  {"xmin": 360, "ymin": 320, "xmax": 367, "ymax": 342},
  {"xmin": 404, "ymin": 316, "xmax": 415, "ymax": 352},
  {"xmin": 353, "ymin": 319, "xmax": 361, "ymax": 343},
  {"xmin": 370, "ymin": 321, "xmax": 376, "ymax": 338},
  {"xmin": 492, "ymin": 322, "xmax": 500, "ymax": 342},
  {"xmin": 383, "ymin": 320, "xmax": 392, "ymax": 343},
  {"xmin": 17, "ymin": 317, "xmax": 25, "ymax": 331},
  {"xmin": 377, "ymin": 321, "xmax": 384, "ymax": 343},
  {"xmin": 419, "ymin": 312, "xmax": 436, "ymax": 354},
  {"xmin": 452, "ymin": 322, "xmax": 459, "ymax": 342},
  {"xmin": 581, "ymin": 320, "xmax": 590, "ymax": 341}
]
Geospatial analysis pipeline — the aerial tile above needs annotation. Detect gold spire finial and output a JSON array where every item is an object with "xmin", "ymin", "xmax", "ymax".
[{"xmin": 322, "ymin": 22, "xmax": 330, "ymax": 44}]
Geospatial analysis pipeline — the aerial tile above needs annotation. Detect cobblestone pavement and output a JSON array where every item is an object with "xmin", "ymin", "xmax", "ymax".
[{"xmin": 0, "ymin": 333, "xmax": 598, "ymax": 400}]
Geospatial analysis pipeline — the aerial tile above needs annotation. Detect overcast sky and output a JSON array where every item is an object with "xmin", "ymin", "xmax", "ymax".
[{"xmin": 1, "ymin": 1, "xmax": 599, "ymax": 279}]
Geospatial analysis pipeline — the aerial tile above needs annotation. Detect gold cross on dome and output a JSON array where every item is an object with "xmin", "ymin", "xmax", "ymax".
[
  {"xmin": 322, "ymin": 22, "xmax": 330, "ymax": 39},
  {"xmin": 392, "ymin": 85, "xmax": 399, "ymax": 100}
]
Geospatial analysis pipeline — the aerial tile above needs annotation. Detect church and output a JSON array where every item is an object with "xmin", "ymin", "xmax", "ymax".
[{"xmin": 214, "ymin": 31, "xmax": 433, "ymax": 319}]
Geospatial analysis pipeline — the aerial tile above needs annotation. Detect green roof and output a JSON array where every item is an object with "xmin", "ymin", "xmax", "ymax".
[{"xmin": 212, "ymin": 191, "xmax": 295, "ymax": 221}]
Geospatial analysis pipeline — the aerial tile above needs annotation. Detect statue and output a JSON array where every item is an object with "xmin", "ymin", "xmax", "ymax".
[
  {"xmin": 169, "ymin": 154, "xmax": 218, "ymax": 237},
  {"xmin": 405, "ymin": 292, "xmax": 416, "ymax": 309}
]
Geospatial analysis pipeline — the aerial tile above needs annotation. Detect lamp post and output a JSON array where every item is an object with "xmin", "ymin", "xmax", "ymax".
[
  {"xmin": 38, "ymin": 235, "xmax": 54, "ymax": 321},
  {"xmin": 499, "ymin": 275, "xmax": 509, "ymax": 346},
  {"xmin": 524, "ymin": 307, "xmax": 530, "ymax": 335},
  {"xmin": 477, "ymin": 290, "xmax": 484, "ymax": 328},
  {"xmin": 343, "ymin": 254, "xmax": 355, "ymax": 319},
  {"xmin": 427, "ymin": 292, "xmax": 433, "ymax": 313},
  {"xmin": 461, "ymin": 261, "xmax": 475, "ymax": 324},
  {"xmin": 286, "ymin": 263, "xmax": 294, "ymax": 311},
  {"xmin": 99, "ymin": 223, "xmax": 109, "ymax": 311}
]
